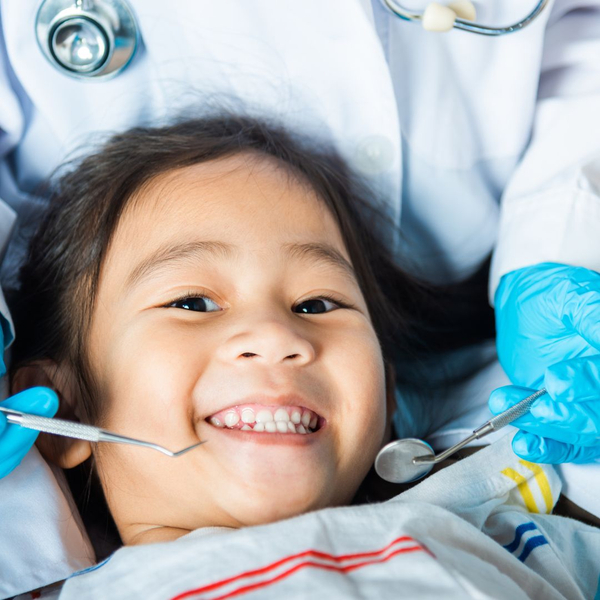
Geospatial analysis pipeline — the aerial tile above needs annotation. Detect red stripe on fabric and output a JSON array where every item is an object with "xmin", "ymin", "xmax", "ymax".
[
  {"xmin": 172, "ymin": 536, "xmax": 414, "ymax": 599},
  {"xmin": 171, "ymin": 537, "xmax": 423, "ymax": 600},
  {"xmin": 210, "ymin": 545, "xmax": 423, "ymax": 600}
]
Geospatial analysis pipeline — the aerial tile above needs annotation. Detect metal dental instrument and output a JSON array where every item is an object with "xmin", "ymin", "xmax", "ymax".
[
  {"xmin": 375, "ymin": 388, "xmax": 547, "ymax": 484},
  {"xmin": 0, "ymin": 406, "xmax": 205, "ymax": 457}
]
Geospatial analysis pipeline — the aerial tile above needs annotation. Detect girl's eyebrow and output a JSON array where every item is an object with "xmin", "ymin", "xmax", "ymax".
[
  {"xmin": 126, "ymin": 240, "xmax": 357, "ymax": 290},
  {"xmin": 126, "ymin": 240, "xmax": 235, "ymax": 289},
  {"xmin": 282, "ymin": 242, "xmax": 358, "ymax": 284}
]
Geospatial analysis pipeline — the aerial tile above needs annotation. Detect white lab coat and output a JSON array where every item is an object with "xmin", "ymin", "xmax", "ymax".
[
  {"xmin": 2, "ymin": 0, "xmax": 600, "ymax": 293},
  {"xmin": 0, "ymin": 0, "xmax": 599, "ymax": 547}
]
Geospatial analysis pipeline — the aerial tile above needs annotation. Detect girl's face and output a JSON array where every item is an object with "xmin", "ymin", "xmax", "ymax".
[{"xmin": 86, "ymin": 153, "xmax": 390, "ymax": 543}]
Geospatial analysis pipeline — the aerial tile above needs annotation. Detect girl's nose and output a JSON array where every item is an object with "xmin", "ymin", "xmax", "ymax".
[{"xmin": 217, "ymin": 320, "xmax": 316, "ymax": 366}]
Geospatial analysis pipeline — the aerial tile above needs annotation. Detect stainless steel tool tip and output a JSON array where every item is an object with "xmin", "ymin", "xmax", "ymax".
[{"xmin": 375, "ymin": 438, "xmax": 435, "ymax": 484}]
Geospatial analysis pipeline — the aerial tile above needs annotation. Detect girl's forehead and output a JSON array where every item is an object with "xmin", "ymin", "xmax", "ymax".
[
  {"xmin": 116, "ymin": 154, "xmax": 347, "ymax": 254},
  {"xmin": 101, "ymin": 154, "xmax": 354, "ymax": 286}
]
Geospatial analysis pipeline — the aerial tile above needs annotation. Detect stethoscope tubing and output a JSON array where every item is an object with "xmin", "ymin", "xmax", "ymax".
[
  {"xmin": 381, "ymin": 0, "xmax": 551, "ymax": 35},
  {"xmin": 35, "ymin": 0, "xmax": 552, "ymax": 81}
]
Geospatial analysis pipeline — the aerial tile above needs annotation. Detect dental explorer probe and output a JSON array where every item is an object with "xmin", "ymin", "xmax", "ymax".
[
  {"xmin": 0, "ymin": 406, "xmax": 205, "ymax": 457},
  {"xmin": 375, "ymin": 388, "xmax": 547, "ymax": 484}
]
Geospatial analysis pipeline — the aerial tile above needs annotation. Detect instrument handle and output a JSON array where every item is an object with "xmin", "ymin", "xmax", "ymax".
[{"xmin": 0, "ymin": 407, "xmax": 101, "ymax": 442}]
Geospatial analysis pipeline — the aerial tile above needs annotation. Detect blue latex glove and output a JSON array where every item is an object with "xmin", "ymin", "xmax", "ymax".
[
  {"xmin": 0, "ymin": 387, "xmax": 59, "ymax": 478},
  {"xmin": 490, "ymin": 365, "xmax": 600, "ymax": 463},
  {"xmin": 493, "ymin": 263, "xmax": 600, "ymax": 463}
]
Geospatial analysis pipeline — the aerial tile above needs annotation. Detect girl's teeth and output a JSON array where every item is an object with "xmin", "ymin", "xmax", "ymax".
[
  {"xmin": 274, "ymin": 408, "xmax": 289, "ymax": 422},
  {"xmin": 234, "ymin": 418, "xmax": 316, "ymax": 434},
  {"xmin": 256, "ymin": 410, "xmax": 274, "ymax": 423},
  {"xmin": 225, "ymin": 412, "xmax": 240, "ymax": 427},
  {"xmin": 241, "ymin": 409, "xmax": 255, "ymax": 424},
  {"xmin": 301, "ymin": 412, "xmax": 311, "ymax": 428},
  {"xmin": 208, "ymin": 406, "xmax": 321, "ymax": 434}
]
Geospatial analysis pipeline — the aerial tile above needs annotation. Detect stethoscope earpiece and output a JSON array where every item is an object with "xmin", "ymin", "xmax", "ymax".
[
  {"xmin": 420, "ymin": 1, "xmax": 477, "ymax": 32},
  {"xmin": 382, "ymin": 0, "xmax": 549, "ymax": 36},
  {"xmin": 421, "ymin": 2, "xmax": 458, "ymax": 32},
  {"xmin": 35, "ymin": 0, "xmax": 138, "ymax": 80}
]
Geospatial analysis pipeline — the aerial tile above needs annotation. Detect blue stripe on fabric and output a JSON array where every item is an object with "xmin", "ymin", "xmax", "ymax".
[
  {"xmin": 503, "ymin": 522, "xmax": 537, "ymax": 553},
  {"xmin": 517, "ymin": 535, "xmax": 548, "ymax": 563},
  {"xmin": 69, "ymin": 555, "xmax": 113, "ymax": 578},
  {"xmin": 594, "ymin": 573, "xmax": 600, "ymax": 600}
]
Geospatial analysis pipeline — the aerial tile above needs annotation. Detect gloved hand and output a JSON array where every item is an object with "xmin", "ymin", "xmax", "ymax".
[
  {"xmin": 0, "ymin": 387, "xmax": 59, "ymax": 479},
  {"xmin": 489, "ymin": 362, "xmax": 600, "ymax": 463},
  {"xmin": 493, "ymin": 263, "xmax": 600, "ymax": 463}
]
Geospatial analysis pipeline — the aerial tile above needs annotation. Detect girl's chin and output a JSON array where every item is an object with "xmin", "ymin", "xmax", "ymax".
[{"xmin": 220, "ymin": 484, "xmax": 334, "ymax": 527}]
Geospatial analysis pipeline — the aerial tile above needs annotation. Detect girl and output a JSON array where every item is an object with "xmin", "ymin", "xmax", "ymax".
[{"xmin": 9, "ymin": 115, "xmax": 436, "ymax": 544}]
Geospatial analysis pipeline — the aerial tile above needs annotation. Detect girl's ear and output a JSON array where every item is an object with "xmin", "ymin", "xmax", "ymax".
[{"xmin": 11, "ymin": 362, "xmax": 93, "ymax": 468}]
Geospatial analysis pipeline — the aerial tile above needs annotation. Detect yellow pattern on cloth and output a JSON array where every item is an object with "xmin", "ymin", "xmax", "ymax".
[
  {"xmin": 519, "ymin": 460, "xmax": 553, "ymax": 514},
  {"xmin": 501, "ymin": 459, "xmax": 554, "ymax": 514}
]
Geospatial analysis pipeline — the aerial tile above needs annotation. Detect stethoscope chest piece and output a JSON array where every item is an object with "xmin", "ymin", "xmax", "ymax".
[{"xmin": 35, "ymin": 0, "xmax": 138, "ymax": 79}]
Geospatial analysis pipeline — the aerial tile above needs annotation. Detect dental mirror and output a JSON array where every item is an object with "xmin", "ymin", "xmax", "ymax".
[
  {"xmin": 375, "ymin": 388, "xmax": 547, "ymax": 484},
  {"xmin": 375, "ymin": 438, "xmax": 435, "ymax": 483}
]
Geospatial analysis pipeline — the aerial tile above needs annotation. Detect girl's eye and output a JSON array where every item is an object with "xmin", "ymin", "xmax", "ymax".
[
  {"xmin": 168, "ymin": 297, "xmax": 221, "ymax": 312},
  {"xmin": 294, "ymin": 298, "xmax": 341, "ymax": 314}
]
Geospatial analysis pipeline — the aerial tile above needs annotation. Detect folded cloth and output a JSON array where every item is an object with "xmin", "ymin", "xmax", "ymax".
[
  {"xmin": 0, "ymin": 448, "xmax": 95, "ymax": 599},
  {"xmin": 57, "ymin": 434, "xmax": 599, "ymax": 600}
]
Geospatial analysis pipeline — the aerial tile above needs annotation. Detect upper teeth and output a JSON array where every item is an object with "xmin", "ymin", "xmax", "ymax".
[
  {"xmin": 241, "ymin": 409, "xmax": 255, "ymax": 423},
  {"xmin": 208, "ymin": 405, "xmax": 320, "ymax": 434},
  {"xmin": 224, "ymin": 412, "xmax": 240, "ymax": 427},
  {"xmin": 256, "ymin": 409, "xmax": 274, "ymax": 423}
]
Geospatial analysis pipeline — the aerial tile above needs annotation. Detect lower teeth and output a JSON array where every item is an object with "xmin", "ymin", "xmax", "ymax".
[
  {"xmin": 211, "ymin": 421, "xmax": 315, "ymax": 434},
  {"xmin": 209, "ymin": 414, "xmax": 319, "ymax": 434}
]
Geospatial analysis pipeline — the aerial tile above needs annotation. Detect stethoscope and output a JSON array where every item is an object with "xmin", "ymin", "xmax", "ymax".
[
  {"xmin": 35, "ymin": 0, "xmax": 138, "ymax": 79},
  {"xmin": 34, "ymin": 0, "xmax": 551, "ymax": 80},
  {"xmin": 382, "ymin": 0, "xmax": 550, "ymax": 35}
]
